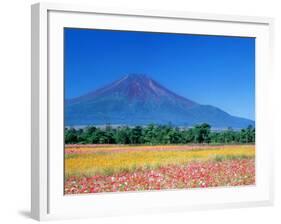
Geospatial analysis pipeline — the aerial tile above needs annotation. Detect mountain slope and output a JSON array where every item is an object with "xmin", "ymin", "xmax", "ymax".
[{"xmin": 65, "ymin": 74, "xmax": 254, "ymax": 128}]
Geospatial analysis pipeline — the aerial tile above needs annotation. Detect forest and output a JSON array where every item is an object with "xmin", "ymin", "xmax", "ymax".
[{"xmin": 65, "ymin": 123, "xmax": 255, "ymax": 145}]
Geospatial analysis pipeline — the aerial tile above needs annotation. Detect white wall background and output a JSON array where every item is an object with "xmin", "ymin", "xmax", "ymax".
[{"xmin": 0, "ymin": 0, "xmax": 280, "ymax": 223}]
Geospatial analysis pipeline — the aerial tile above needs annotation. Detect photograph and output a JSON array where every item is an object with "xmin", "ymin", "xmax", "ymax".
[{"xmin": 63, "ymin": 28, "xmax": 255, "ymax": 195}]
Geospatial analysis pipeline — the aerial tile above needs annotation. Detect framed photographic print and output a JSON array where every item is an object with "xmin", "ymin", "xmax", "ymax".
[{"xmin": 31, "ymin": 2, "xmax": 274, "ymax": 221}]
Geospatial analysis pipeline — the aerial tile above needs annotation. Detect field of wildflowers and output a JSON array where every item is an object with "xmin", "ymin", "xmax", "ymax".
[{"xmin": 64, "ymin": 144, "xmax": 255, "ymax": 194}]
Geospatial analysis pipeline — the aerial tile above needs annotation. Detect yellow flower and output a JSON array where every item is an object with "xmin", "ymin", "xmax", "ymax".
[{"xmin": 65, "ymin": 145, "xmax": 255, "ymax": 177}]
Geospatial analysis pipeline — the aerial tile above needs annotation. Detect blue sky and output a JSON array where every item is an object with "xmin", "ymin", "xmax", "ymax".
[{"xmin": 65, "ymin": 28, "xmax": 255, "ymax": 120}]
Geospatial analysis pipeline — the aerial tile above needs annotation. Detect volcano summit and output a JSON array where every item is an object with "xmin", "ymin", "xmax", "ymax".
[{"xmin": 65, "ymin": 74, "xmax": 254, "ymax": 128}]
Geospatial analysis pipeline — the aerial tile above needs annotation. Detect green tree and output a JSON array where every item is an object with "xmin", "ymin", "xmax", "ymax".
[
  {"xmin": 193, "ymin": 123, "xmax": 211, "ymax": 143},
  {"xmin": 65, "ymin": 128, "xmax": 78, "ymax": 144}
]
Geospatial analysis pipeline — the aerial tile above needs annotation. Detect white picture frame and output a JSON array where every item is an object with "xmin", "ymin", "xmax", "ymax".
[{"xmin": 31, "ymin": 2, "xmax": 274, "ymax": 221}]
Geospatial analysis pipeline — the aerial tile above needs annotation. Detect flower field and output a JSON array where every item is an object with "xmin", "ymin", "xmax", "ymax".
[{"xmin": 64, "ymin": 144, "xmax": 255, "ymax": 194}]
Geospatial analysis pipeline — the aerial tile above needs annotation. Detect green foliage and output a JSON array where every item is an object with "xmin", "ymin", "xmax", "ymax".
[{"xmin": 64, "ymin": 124, "xmax": 255, "ymax": 145}]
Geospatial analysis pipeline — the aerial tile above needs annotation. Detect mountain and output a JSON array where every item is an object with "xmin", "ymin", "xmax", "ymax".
[{"xmin": 65, "ymin": 74, "xmax": 254, "ymax": 128}]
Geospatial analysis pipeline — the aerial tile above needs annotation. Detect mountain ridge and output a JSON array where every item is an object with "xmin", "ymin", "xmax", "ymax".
[{"xmin": 65, "ymin": 74, "xmax": 254, "ymax": 128}]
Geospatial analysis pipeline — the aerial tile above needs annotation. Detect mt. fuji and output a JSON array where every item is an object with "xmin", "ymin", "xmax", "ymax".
[{"xmin": 65, "ymin": 74, "xmax": 254, "ymax": 128}]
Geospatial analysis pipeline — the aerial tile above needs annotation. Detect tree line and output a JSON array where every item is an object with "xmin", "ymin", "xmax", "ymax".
[{"xmin": 65, "ymin": 123, "xmax": 255, "ymax": 145}]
